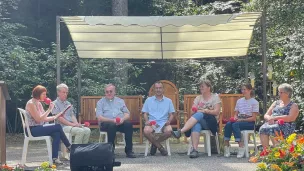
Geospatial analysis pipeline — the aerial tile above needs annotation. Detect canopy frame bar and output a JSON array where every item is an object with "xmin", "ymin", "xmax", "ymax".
[{"xmin": 55, "ymin": 13, "xmax": 267, "ymax": 116}]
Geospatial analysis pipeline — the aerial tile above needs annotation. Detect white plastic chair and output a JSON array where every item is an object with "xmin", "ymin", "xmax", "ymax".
[
  {"xmin": 187, "ymin": 130, "xmax": 220, "ymax": 157},
  {"xmin": 144, "ymin": 133, "xmax": 171, "ymax": 156},
  {"xmin": 18, "ymin": 108, "xmax": 53, "ymax": 165},
  {"xmin": 241, "ymin": 129, "xmax": 257, "ymax": 158},
  {"xmin": 98, "ymin": 121, "xmax": 126, "ymax": 145},
  {"xmin": 99, "ymin": 131, "xmax": 126, "ymax": 145},
  {"xmin": 95, "ymin": 106, "xmax": 126, "ymax": 144}
]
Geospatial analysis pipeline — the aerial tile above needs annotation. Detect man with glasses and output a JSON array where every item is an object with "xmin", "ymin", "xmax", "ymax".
[
  {"xmin": 96, "ymin": 84, "xmax": 136, "ymax": 158},
  {"xmin": 142, "ymin": 81, "xmax": 175, "ymax": 156}
]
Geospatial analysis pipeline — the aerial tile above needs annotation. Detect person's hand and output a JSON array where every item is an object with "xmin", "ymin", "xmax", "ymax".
[
  {"xmin": 165, "ymin": 120, "xmax": 170, "ymax": 126},
  {"xmin": 268, "ymin": 119, "xmax": 275, "ymax": 125},
  {"xmin": 145, "ymin": 121, "xmax": 151, "ymax": 126},
  {"xmin": 73, "ymin": 123, "xmax": 82, "ymax": 127},
  {"xmin": 48, "ymin": 103, "xmax": 55, "ymax": 111},
  {"xmin": 118, "ymin": 118, "xmax": 124, "ymax": 125},
  {"xmin": 236, "ymin": 118, "xmax": 243, "ymax": 122},
  {"xmin": 197, "ymin": 109, "xmax": 204, "ymax": 113}
]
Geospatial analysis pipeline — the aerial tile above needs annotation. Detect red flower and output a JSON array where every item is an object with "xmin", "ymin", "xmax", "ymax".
[
  {"xmin": 150, "ymin": 120, "xmax": 156, "ymax": 125},
  {"xmin": 260, "ymin": 147, "xmax": 269, "ymax": 156},
  {"xmin": 277, "ymin": 119, "xmax": 284, "ymax": 125},
  {"xmin": 44, "ymin": 97, "xmax": 52, "ymax": 105},
  {"xmin": 229, "ymin": 117, "xmax": 237, "ymax": 123},
  {"xmin": 115, "ymin": 117, "xmax": 121, "ymax": 123},
  {"xmin": 191, "ymin": 106, "xmax": 198, "ymax": 112},
  {"xmin": 279, "ymin": 149, "xmax": 286, "ymax": 158},
  {"xmin": 289, "ymin": 144, "xmax": 295, "ymax": 153},
  {"xmin": 84, "ymin": 122, "xmax": 90, "ymax": 127}
]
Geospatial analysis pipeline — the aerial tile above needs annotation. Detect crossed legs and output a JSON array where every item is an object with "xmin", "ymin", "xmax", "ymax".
[{"xmin": 144, "ymin": 125, "xmax": 172, "ymax": 155}]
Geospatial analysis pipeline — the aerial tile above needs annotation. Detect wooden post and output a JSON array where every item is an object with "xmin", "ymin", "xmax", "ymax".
[
  {"xmin": 0, "ymin": 81, "xmax": 10, "ymax": 164},
  {"xmin": 245, "ymin": 56, "xmax": 249, "ymax": 83},
  {"xmin": 261, "ymin": 9, "xmax": 267, "ymax": 114},
  {"xmin": 56, "ymin": 16, "xmax": 61, "ymax": 85}
]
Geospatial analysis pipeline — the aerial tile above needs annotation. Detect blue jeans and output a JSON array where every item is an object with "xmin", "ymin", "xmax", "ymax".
[
  {"xmin": 224, "ymin": 121, "xmax": 255, "ymax": 142},
  {"xmin": 191, "ymin": 112, "xmax": 209, "ymax": 133},
  {"xmin": 30, "ymin": 124, "xmax": 71, "ymax": 158}
]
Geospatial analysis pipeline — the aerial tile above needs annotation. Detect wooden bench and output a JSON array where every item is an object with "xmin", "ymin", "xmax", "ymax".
[
  {"xmin": 183, "ymin": 94, "xmax": 243, "ymax": 141},
  {"xmin": 79, "ymin": 95, "xmax": 143, "ymax": 144}
]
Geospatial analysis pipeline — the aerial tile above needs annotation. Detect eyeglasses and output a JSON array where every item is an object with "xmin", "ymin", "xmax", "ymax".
[
  {"xmin": 279, "ymin": 91, "xmax": 286, "ymax": 94},
  {"xmin": 105, "ymin": 90, "xmax": 113, "ymax": 94}
]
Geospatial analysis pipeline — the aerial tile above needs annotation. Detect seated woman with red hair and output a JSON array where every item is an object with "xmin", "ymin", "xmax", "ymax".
[{"xmin": 25, "ymin": 85, "xmax": 71, "ymax": 164}]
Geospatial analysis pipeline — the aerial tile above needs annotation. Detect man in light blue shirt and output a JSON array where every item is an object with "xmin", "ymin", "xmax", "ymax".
[
  {"xmin": 142, "ymin": 81, "xmax": 175, "ymax": 156},
  {"xmin": 96, "ymin": 84, "xmax": 136, "ymax": 158}
]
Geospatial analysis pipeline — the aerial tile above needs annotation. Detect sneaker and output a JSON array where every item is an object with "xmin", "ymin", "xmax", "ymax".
[
  {"xmin": 189, "ymin": 149, "xmax": 199, "ymax": 158},
  {"xmin": 172, "ymin": 130, "xmax": 181, "ymax": 138},
  {"xmin": 150, "ymin": 144, "xmax": 157, "ymax": 156},
  {"xmin": 53, "ymin": 158, "xmax": 63, "ymax": 164},
  {"xmin": 224, "ymin": 146, "xmax": 230, "ymax": 158},
  {"xmin": 237, "ymin": 147, "xmax": 245, "ymax": 158},
  {"xmin": 126, "ymin": 151, "xmax": 136, "ymax": 158},
  {"xmin": 158, "ymin": 147, "xmax": 168, "ymax": 156}
]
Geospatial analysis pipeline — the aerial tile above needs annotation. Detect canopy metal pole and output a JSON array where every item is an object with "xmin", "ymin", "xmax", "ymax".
[
  {"xmin": 261, "ymin": 10, "xmax": 267, "ymax": 114},
  {"xmin": 77, "ymin": 58, "xmax": 81, "ymax": 117},
  {"xmin": 245, "ymin": 56, "xmax": 248, "ymax": 83},
  {"xmin": 160, "ymin": 27, "xmax": 164, "ymax": 60},
  {"xmin": 56, "ymin": 16, "xmax": 61, "ymax": 85}
]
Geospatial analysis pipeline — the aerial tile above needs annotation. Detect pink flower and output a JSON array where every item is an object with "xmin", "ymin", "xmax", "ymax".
[
  {"xmin": 277, "ymin": 119, "xmax": 284, "ymax": 125},
  {"xmin": 229, "ymin": 117, "xmax": 237, "ymax": 122},
  {"xmin": 115, "ymin": 117, "xmax": 121, "ymax": 123},
  {"xmin": 150, "ymin": 120, "xmax": 156, "ymax": 125},
  {"xmin": 191, "ymin": 106, "xmax": 198, "ymax": 112},
  {"xmin": 44, "ymin": 97, "xmax": 52, "ymax": 105},
  {"xmin": 84, "ymin": 122, "xmax": 90, "ymax": 127}
]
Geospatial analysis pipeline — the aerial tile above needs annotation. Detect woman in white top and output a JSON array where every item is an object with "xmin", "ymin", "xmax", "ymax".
[
  {"xmin": 25, "ymin": 85, "xmax": 71, "ymax": 164},
  {"xmin": 223, "ymin": 84, "xmax": 259, "ymax": 158}
]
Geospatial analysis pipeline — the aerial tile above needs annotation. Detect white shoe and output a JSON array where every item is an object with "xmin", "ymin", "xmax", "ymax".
[
  {"xmin": 237, "ymin": 147, "xmax": 245, "ymax": 158},
  {"xmin": 224, "ymin": 146, "xmax": 230, "ymax": 157},
  {"xmin": 53, "ymin": 158, "xmax": 63, "ymax": 164}
]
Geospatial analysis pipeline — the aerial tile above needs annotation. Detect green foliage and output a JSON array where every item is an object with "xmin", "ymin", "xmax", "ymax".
[{"xmin": 243, "ymin": 0, "xmax": 304, "ymax": 128}]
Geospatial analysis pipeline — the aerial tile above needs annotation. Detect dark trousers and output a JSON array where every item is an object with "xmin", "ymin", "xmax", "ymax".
[
  {"xmin": 224, "ymin": 121, "xmax": 255, "ymax": 142},
  {"xmin": 100, "ymin": 121, "xmax": 133, "ymax": 153},
  {"xmin": 30, "ymin": 124, "xmax": 71, "ymax": 158}
]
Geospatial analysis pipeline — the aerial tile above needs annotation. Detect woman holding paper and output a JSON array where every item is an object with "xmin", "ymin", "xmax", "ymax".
[{"xmin": 25, "ymin": 85, "xmax": 71, "ymax": 164}]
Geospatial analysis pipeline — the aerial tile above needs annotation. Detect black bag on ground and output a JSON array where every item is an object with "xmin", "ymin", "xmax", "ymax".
[{"xmin": 70, "ymin": 143, "xmax": 120, "ymax": 171}]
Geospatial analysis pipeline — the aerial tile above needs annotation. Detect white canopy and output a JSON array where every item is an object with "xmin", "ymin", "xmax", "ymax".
[{"xmin": 61, "ymin": 13, "xmax": 261, "ymax": 59}]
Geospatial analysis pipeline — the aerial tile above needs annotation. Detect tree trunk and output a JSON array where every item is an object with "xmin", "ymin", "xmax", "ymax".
[{"xmin": 112, "ymin": 0, "xmax": 128, "ymax": 94}]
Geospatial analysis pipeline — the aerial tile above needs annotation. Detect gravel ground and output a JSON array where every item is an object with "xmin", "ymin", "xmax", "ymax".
[{"xmin": 5, "ymin": 134, "xmax": 259, "ymax": 171}]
